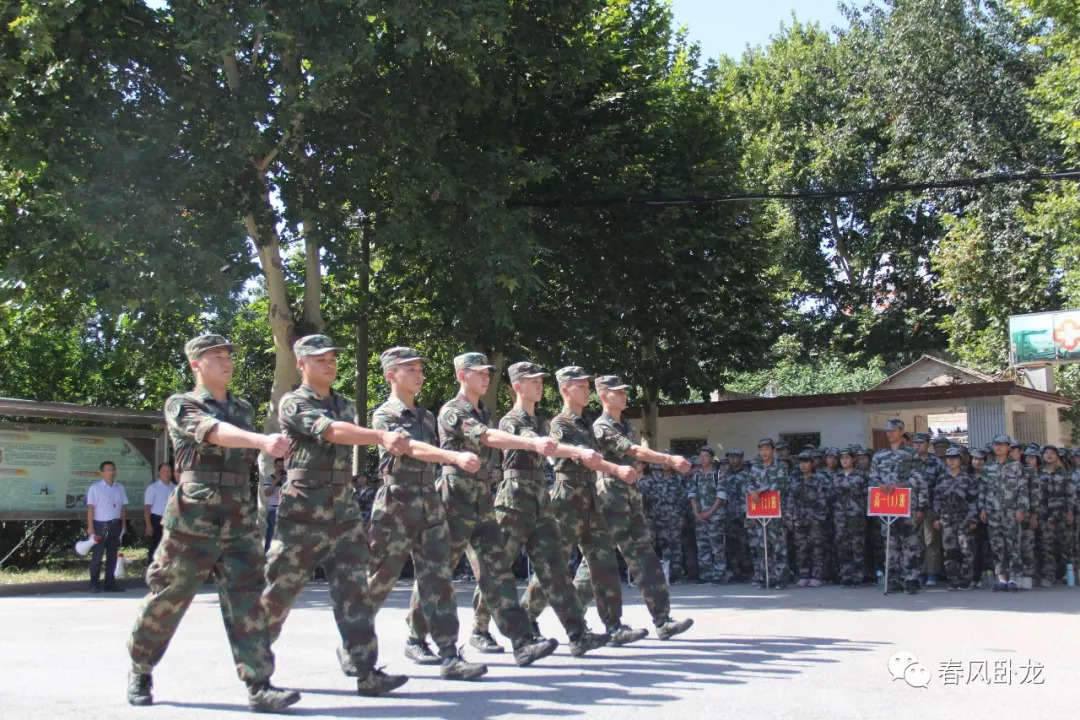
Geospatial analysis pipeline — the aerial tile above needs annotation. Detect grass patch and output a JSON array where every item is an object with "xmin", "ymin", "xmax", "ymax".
[{"xmin": 0, "ymin": 546, "xmax": 151, "ymax": 585}]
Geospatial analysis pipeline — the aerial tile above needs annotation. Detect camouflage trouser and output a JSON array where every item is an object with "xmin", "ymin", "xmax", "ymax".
[
  {"xmin": 881, "ymin": 516, "xmax": 923, "ymax": 583},
  {"xmin": 127, "ymin": 481, "xmax": 274, "ymax": 683},
  {"xmin": 681, "ymin": 512, "xmax": 699, "ymax": 579},
  {"xmin": 652, "ymin": 522, "xmax": 684, "ymax": 580},
  {"xmin": 366, "ymin": 474, "xmax": 460, "ymax": 658},
  {"xmin": 939, "ymin": 517, "xmax": 975, "ymax": 584},
  {"xmin": 865, "ymin": 518, "xmax": 886, "ymax": 580},
  {"xmin": 521, "ymin": 472, "xmax": 622, "ymax": 631},
  {"xmin": 1037, "ymin": 516, "xmax": 1072, "ymax": 583},
  {"xmin": 1020, "ymin": 522, "xmax": 1037, "ymax": 578},
  {"xmin": 406, "ymin": 471, "xmax": 531, "ymax": 645},
  {"xmin": 793, "ymin": 521, "xmax": 824, "ymax": 581},
  {"xmin": 572, "ymin": 476, "xmax": 671, "ymax": 627},
  {"xmin": 922, "ymin": 510, "xmax": 945, "ymax": 576},
  {"xmin": 472, "ymin": 471, "xmax": 588, "ymax": 639},
  {"xmin": 987, "ymin": 516, "xmax": 1024, "ymax": 578},
  {"xmin": 694, "ymin": 514, "xmax": 726, "ymax": 583},
  {"xmin": 262, "ymin": 481, "xmax": 377, "ymax": 676},
  {"xmin": 747, "ymin": 517, "xmax": 788, "ymax": 585},
  {"xmin": 726, "ymin": 513, "xmax": 753, "ymax": 581},
  {"xmin": 833, "ymin": 513, "xmax": 865, "ymax": 584}
]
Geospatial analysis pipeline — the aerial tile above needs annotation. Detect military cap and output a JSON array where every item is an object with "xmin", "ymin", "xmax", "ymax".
[
  {"xmin": 913, "ymin": 432, "xmax": 932, "ymax": 443},
  {"xmin": 774, "ymin": 440, "xmax": 789, "ymax": 450},
  {"xmin": 555, "ymin": 365, "xmax": 592, "ymax": 385},
  {"xmin": 1071, "ymin": 448, "xmax": 1080, "ymax": 456},
  {"xmin": 380, "ymin": 346, "xmax": 429, "ymax": 371},
  {"xmin": 699, "ymin": 445, "xmax": 715, "ymax": 457},
  {"xmin": 507, "ymin": 361, "xmax": 549, "ymax": 383},
  {"xmin": 855, "ymin": 446, "xmax": 870, "ymax": 456},
  {"xmin": 717, "ymin": 456, "xmax": 730, "ymax": 465},
  {"xmin": 1023, "ymin": 443, "xmax": 1041, "ymax": 457},
  {"xmin": 1041, "ymin": 444, "xmax": 1061, "ymax": 457},
  {"xmin": 931, "ymin": 436, "xmax": 950, "ymax": 446},
  {"xmin": 797, "ymin": 451, "xmax": 813, "ymax": 461},
  {"xmin": 758, "ymin": 437, "xmax": 775, "ymax": 448},
  {"xmin": 293, "ymin": 334, "xmax": 344, "ymax": 359},
  {"xmin": 824, "ymin": 447, "xmax": 839, "ymax": 456},
  {"xmin": 970, "ymin": 448, "xmax": 986, "ymax": 459},
  {"xmin": 840, "ymin": 445, "xmax": 858, "ymax": 457},
  {"xmin": 594, "ymin": 375, "xmax": 631, "ymax": 392},
  {"xmin": 885, "ymin": 418, "xmax": 905, "ymax": 431},
  {"xmin": 811, "ymin": 450, "xmax": 823, "ymax": 459},
  {"xmin": 454, "ymin": 352, "xmax": 495, "ymax": 372},
  {"xmin": 726, "ymin": 447, "xmax": 744, "ymax": 456},
  {"xmin": 184, "ymin": 333, "xmax": 239, "ymax": 361},
  {"xmin": 991, "ymin": 434, "xmax": 1012, "ymax": 445},
  {"xmin": 945, "ymin": 446, "xmax": 963, "ymax": 458}
]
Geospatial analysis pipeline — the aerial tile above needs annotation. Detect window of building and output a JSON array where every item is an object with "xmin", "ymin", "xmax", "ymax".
[{"xmin": 779, "ymin": 432, "xmax": 821, "ymax": 451}]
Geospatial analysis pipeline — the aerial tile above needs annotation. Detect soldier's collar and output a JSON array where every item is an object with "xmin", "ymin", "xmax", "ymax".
[
  {"xmin": 455, "ymin": 392, "xmax": 486, "ymax": 414},
  {"xmin": 194, "ymin": 384, "xmax": 233, "ymax": 404},
  {"xmin": 298, "ymin": 383, "xmax": 335, "ymax": 402},
  {"xmin": 385, "ymin": 393, "xmax": 418, "ymax": 416}
]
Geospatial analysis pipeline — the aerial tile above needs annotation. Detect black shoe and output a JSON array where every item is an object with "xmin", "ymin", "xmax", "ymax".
[
  {"xmin": 513, "ymin": 636, "xmax": 558, "ymax": 667},
  {"xmin": 569, "ymin": 631, "xmax": 610, "ymax": 657},
  {"xmin": 127, "ymin": 671, "xmax": 153, "ymax": 706},
  {"xmin": 693, "ymin": 578, "xmax": 707, "ymax": 585},
  {"xmin": 357, "ymin": 668, "xmax": 409, "ymax": 697},
  {"xmin": 440, "ymin": 651, "xmax": 488, "ymax": 681},
  {"xmin": 404, "ymin": 639, "xmax": 442, "ymax": 666},
  {"xmin": 468, "ymin": 631, "xmax": 504, "ymax": 654},
  {"xmin": 90, "ymin": 585, "xmax": 103, "ymax": 594},
  {"xmin": 904, "ymin": 580, "xmax": 919, "ymax": 594},
  {"xmin": 607, "ymin": 624, "xmax": 649, "ymax": 647},
  {"xmin": 656, "ymin": 617, "xmax": 694, "ymax": 641},
  {"xmin": 247, "ymin": 682, "xmax": 301, "ymax": 713}
]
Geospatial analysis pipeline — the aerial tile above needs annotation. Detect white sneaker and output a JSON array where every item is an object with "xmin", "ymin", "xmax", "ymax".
[
  {"xmin": 808, "ymin": 579, "xmax": 822, "ymax": 588},
  {"xmin": 796, "ymin": 578, "xmax": 810, "ymax": 587}
]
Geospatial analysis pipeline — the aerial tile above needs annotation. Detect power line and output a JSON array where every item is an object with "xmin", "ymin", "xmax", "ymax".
[{"xmin": 527, "ymin": 168, "xmax": 1080, "ymax": 208}]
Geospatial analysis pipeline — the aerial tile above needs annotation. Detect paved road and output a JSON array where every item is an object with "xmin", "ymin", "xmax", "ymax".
[{"xmin": 2, "ymin": 580, "xmax": 1076, "ymax": 718}]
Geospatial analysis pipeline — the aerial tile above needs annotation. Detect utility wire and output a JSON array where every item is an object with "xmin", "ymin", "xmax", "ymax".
[{"xmin": 526, "ymin": 168, "xmax": 1080, "ymax": 208}]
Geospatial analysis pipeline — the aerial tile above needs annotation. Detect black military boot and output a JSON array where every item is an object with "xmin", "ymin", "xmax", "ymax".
[
  {"xmin": 607, "ymin": 624, "xmax": 649, "ymax": 646},
  {"xmin": 127, "ymin": 670, "xmax": 153, "ymax": 706},
  {"xmin": 439, "ymin": 650, "xmax": 488, "ymax": 681},
  {"xmin": 569, "ymin": 630, "xmax": 610, "ymax": 657},
  {"xmin": 512, "ymin": 635, "xmax": 558, "ymax": 667},
  {"xmin": 357, "ymin": 668, "xmax": 409, "ymax": 697},
  {"xmin": 656, "ymin": 617, "xmax": 694, "ymax": 640}
]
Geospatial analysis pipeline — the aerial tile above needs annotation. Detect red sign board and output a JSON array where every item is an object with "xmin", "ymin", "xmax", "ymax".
[
  {"xmin": 747, "ymin": 490, "xmax": 782, "ymax": 518},
  {"xmin": 867, "ymin": 486, "xmax": 912, "ymax": 517}
]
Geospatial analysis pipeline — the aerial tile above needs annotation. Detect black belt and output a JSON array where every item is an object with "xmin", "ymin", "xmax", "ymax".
[
  {"xmin": 383, "ymin": 471, "xmax": 434, "ymax": 487},
  {"xmin": 503, "ymin": 468, "xmax": 545, "ymax": 481},
  {"xmin": 440, "ymin": 465, "xmax": 486, "ymax": 481},
  {"xmin": 286, "ymin": 468, "xmax": 350, "ymax": 485},
  {"xmin": 555, "ymin": 470, "xmax": 592, "ymax": 487},
  {"xmin": 178, "ymin": 470, "xmax": 248, "ymax": 487}
]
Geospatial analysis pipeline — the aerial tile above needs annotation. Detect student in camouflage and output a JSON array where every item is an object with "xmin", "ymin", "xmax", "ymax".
[
  {"xmin": 871, "ymin": 419, "xmax": 927, "ymax": 594},
  {"xmin": 790, "ymin": 452, "xmax": 827, "ymax": 587},
  {"xmin": 1036, "ymin": 445, "xmax": 1074, "ymax": 586},
  {"xmin": 468, "ymin": 361, "xmax": 610, "ymax": 657},
  {"xmin": 580, "ymin": 374, "xmax": 693, "ymax": 640},
  {"xmin": 1020, "ymin": 444, "xmax": 1042, "ymax": 585},
  {"xmin": 747, "ymin": 438, "xmax": 791, "ymax": 588},
  {"xmin": 724, "ymin": 449, "xmax": 754, "ymax": 582},
  {"xmin": 832, "ymin": 447, "xmax": 867, "ymax": 587},
  {"xmin": 689, "ymin": 446, "xmax": 727, "ymax": 584},
  {"xmin": 643, "ymin": 463, "xmax": 686, "ymax": 582},
  {"xmin": 912, "ymin": 433, "xmax": 945, "ymax": 586},
  {"xmin": 979, "ymin": 434, "xmax": 1028, "ymax": 592},
  {"xmin": 404, "ymin": 352, "xmax": 559, "ymax": 668},
  {"xmin": 125, "ymin": 334, "xmax": 299, "ymax": 712},
  {"xmin": 934, "ymin": 446, "xmax": 979, "ymax": 590},
  {"xmin": 364, "ymin": 347, "xmax": 488, "ymax": 681},
  {"xmin": 262, "ymin": 335, "xmax": 410, "ymax": 697},
  {"xmin": 520, "ymin": 366, "xmax": 649, "ymax": 647}
]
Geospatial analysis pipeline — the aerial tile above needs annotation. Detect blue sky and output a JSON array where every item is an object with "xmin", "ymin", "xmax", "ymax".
[{"xmin": 669, "ymin": 0, "xmax": 849, "ymax": 61}]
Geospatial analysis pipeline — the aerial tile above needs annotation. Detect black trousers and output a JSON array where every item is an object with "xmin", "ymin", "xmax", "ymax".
[
  {"xmin": 90, "ymin": 519, "xmax": 123, "ymax": 588},
  {"xmin": 148, "ymin": 513, "xmax": 164, "ymax": 560}
]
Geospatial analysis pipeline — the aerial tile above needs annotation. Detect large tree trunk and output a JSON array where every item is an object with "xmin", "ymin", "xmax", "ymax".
[
  {"xmin": 352, "ymin": 221, "xmax": 371, "ymax": 474},
  {"xmin": 640, "ymin": 336, "xmax": 659, "ymax": 448},
  {"xmin": 299, "ymin": 222, "xmax": 325, "ymax": 334},
  {"xmin": 482, "ymin": 349, "xmax": 505, "ymax": 415}
]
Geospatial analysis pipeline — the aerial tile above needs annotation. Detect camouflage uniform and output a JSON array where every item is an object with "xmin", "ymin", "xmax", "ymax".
[
  {"xmin": 912, "ymin": 441, "xmax": 946, "ymax": 578},
  {"xmin": 128, "ymin": 386, "xmax": 274, "ymax": 683},
  {"xmin": 366, "ymin": 394, "xmax": 462, "ymax": 659},
  {"xmin": 404, "ymin": 391, "xmax": 535, "ymax": 646},
  {"xmin": 934, "ymin": 463, "xmax": 978, "ymax": 585},
  {"xmin": 832, "ymin": 462, "xmax": 868, "ymax": 585},
  {"xmin": 583, "ymin": 410, "xmax": 674, "ymax": 626},
  {"xmin": 1019, "ymin": 454, "xmax": 1040, "ymax": 580},
  {"xmin": 747, "ymin": 452, "xmax": 791, "ymax": 586},
  {"xmin": 261, "ymin": 383, "xmax": 378, "ymax": 676},
  {"xmin": 519, "ymin": 404, "xmax": 622, "ymax": 632},
  {"xmin": 688, "ymin": 467, "xmax": 726, "ymax": 582},
  {"xmin": 642, "ymin": 469, "xmax": 686, "ymax": 581},
  {"xmin": 870, "ymin": 443, "xmax": 927, "ymax": 584},
  {"xmin": 471, "ymin": 403, "xmax": 594, "ymax": 642},
  {"xmin": 1036, "ymin": 458, "xmax": 1074, "ymax": 584},
  {"xmin": 724, "ymin": 457, "xmax": 753, "ymax": 582},
  {"xmin": 790, "ymin": 463, "xmax": 828, "ymax": 582},
  {"xmin": 356, "ymin": 484, "xmax": 377, "ymax": 534},
  {"xmin": 979, "ymin": 452, "xmax": 1027, "ymax": 579}
]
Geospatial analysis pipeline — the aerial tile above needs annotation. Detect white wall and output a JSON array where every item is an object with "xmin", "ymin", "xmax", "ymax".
[{"xmin": 656, "ymin": 405, "xmax": 868, "ymax": 455}]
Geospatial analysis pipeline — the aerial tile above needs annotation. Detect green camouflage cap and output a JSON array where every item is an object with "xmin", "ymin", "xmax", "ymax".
[
  {"xmin": 184, "ymin": 333, "xmax": 239, "ymax": 361},
  {"xmin": 855, "ymin": 445, "xmax": 870, "ymax": 456},
  {"xmin": 913, "ymin": 432, "xmax": 932, "ymax": 443},
  {"xmin": 931, "ymin": 436, "xmax": 950, "ymax": 446},
  {"xmin": 1040, "ymin": 444, "xmax": 1061, "ymax": 457},
  {"xmin": 992, "ymin": 434, "xmax": 1012, "ymax": 445},
  {"xmin": 758, "ymin": 437, "xmax": 775, "ymax": 448},
  {"xmin": 454, "ymin": 352, "xmax": 495, "ymax": 373},
  {"xmin": 945, "ymin": 446, "xmax": 963, "ymax": 458},
  {"xmin": 885, "ymin": 418, "xmax": 905, "ymax": 431},
  {"xmin": 840, "ymin": 445, "xmax": 858, "ymax": 457},
  {"xmin": 970, "ymin": 448, "xmax": 987, "ymax": 459},
  {"xmin": 594, "ymin": 375, "xmax": 630, "ymax": 392},
  {"xmin": 380, "ymin": 346, "xmax": 429, "ymax": 371},
  {"xmin": 1023, "ymin": 443, "xmax": 1041, "ymax": 456},
  {"xmin": 797, "ymin": 451, "xmax": 813, "ymax": 461},
  {"xmin": 726, "ymin": 447, "xmax": 744, "ymax": 456},
  {"xmin": 507, "ymin": 361, "xmax": 550, "ymax": 383},
  {"xmin": 774, "ymin": 440, "xmax": 788, "ymax": 450},
  {"xmin": 293, "ymin": 334, "xmax": 344, "ymax": 359},
  {"xmin": 555, "ymin": 365, "xmax": 592, "ymax": 385}
]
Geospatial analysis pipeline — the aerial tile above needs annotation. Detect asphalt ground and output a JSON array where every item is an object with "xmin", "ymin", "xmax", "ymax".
[{"xmin": 2, "ymin": 579, "xmax": 1076, "ymax": 718}]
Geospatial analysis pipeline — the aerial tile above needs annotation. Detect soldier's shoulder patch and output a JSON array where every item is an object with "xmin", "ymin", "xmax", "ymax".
[
  {"xmin": 165, "ymin": 395, "xmax": 186, "ymax": 420},
  {"xmin": 281, "ymin": 396, "xmax": 301, "ymax": 417}
]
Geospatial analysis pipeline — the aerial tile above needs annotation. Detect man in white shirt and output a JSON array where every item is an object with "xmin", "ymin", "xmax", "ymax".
[
  {"xmin": 143, "ymin": 464, "xmax": 176, "ymax": 560},
  {"xmin": 262, "ymin": 458, "xmax": 285, "ymax": 551},
  {"xmin": 86, "ymin": 460, "xmax": 130, "ymax": 593}
]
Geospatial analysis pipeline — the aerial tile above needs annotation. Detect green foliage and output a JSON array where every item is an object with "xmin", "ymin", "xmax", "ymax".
[{"xmin": 725, "ymin": 334, "xmax": 887, "ymax": 396}]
